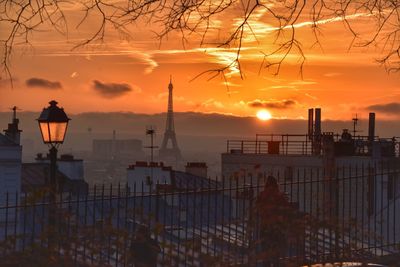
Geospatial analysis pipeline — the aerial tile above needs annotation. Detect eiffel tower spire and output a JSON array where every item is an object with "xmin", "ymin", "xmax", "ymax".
[{"xmin": 159, "ymin": 76, "xmax": 182, "ymax": 160}]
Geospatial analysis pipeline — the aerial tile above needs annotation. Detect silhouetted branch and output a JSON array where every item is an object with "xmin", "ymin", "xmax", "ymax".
[{"xmin": 1, "ymin": 0, "xmax": 399, "ymax": 83}]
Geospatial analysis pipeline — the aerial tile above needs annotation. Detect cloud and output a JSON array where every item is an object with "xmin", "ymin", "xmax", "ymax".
[
  {"xmin": 221, "ymin": 81, "xmax": 241, "ymax": 87},
  {"xmin": 324, "ymin": 72, "xmax": 343, "ymax": 77},
  {"xmin": 247, "ymin": 99, "xmax": 297, "ymax": 109},
  {"xmin": 201, "ymin": 98, "xmax": 225, "ymax": 109},
  {"xmin": 290, "ymin": 80, "xmax": 317, "ymax": 86},
  {"xmin": 92, "ymin": 80, "xmax": 132, "ymax": 98},
  {"xmin": 25, "ymin": 78, "xmax": 62, "ymax": 89},
  {"xmin": 367, "ymin": 102, "xmax": 400, "ymax": 114},
  {"xmin": 305, "ymin": 93, "xmax": 318, "ymax": 100},
  {"xmin": 269, "ymin": 85, "xmax": 297, "ymax": 89},
  {"xmin": 261, "ymin": 11, "xmax": 376, "ymax": 33}
]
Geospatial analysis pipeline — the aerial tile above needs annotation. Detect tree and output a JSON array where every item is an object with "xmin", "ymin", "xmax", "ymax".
[
  {"xmin": 1, "ymin": 0, "xmax": 399, "ymax": 82},
  {"xmin": 250, "ymin": 176, "xmax": 306, "ymax": 266}
]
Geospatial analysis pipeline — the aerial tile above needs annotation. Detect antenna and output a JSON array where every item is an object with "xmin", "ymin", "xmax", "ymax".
[
  {"xmin": 352, "ymin": 114, "xmax": 360, "ymax": 137},
  {"xmin": 145, "ymin": 126, "xmax": 158, "ymax": 163},
  {"xmin": 9, "ymin": 106, "xmax": 21, "ymax": 121}
]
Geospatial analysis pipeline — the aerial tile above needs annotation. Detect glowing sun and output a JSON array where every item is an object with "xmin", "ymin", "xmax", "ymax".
[{"xmin": 256, "ymin": 110, "xmax": 272, "ymax": 121}]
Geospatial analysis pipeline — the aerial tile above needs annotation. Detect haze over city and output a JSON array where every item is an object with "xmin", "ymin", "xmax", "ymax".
[{"xmin": 0, "ymin": 1, "xmax": 400, "ymax": 266}]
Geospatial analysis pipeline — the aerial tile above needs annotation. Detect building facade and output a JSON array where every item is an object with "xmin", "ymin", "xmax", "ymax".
[
  {"xmin": 0, "ymin": 108, "xmax": 22, "ymax": 240},
  {"xmin": 221, "ymin": 110, "xmax": 400, "ymax": 252}
]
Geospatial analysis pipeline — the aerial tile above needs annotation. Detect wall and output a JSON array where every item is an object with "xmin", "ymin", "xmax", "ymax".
[
  {"xmin": 127, "ymin": 165, "xmax": 171, "ymax": 193},
  {"xmin": 0, "ymin": 145, "xmax": 22, "ymax": 241}
]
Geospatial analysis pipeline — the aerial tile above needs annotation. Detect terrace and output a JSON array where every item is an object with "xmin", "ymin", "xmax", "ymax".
[{"xmin": 226, "ymin": 133, "xmax": 399, "ymax": 157}]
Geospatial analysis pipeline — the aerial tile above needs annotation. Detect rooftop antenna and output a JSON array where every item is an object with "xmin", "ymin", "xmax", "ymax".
[
  {"xmin": 145, "ymin": 126, "xmax": 158, "ymax": 191},
  {"xmin": 145, "ymin": 126, "xmax": 158, "ymax": 163},
  {"xmin": 9, "ymin": 106, "xmax": 21, "ymax": 121},
  {"xmin": 352, "ymin": 114, "xmax": 359, "ymax": 137}
]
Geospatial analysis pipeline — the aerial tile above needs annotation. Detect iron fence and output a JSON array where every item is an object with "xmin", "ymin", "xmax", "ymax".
[{"xmin": 0, "ymin": 162, "xmax": 399, "ymax": 266}]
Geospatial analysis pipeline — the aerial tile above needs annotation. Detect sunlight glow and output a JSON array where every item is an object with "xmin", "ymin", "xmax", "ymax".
[{"xmin": 256, "ymin": 110, "xmax": 272, "ymax": 121}]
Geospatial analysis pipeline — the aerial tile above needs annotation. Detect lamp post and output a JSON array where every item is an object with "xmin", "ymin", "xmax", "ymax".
[{"xmin": 37, "ymin": 100, "xmax": 70, "ymax": 242}]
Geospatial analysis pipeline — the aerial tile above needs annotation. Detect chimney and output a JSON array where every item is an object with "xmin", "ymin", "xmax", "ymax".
[
  {"xmin": 4, "ymin": 106, "xmax": 22, "ymax": 145},
  {"xmin": 185, "ymin": 162, "xmax": 207, "ymax": 178},
  {"xmin": 314, "ymin": 108, "xmax": 321, "ymax": 137},
  {"xmin": 368, "ymin": 113, "xmax": 375, "ymax": 142},
  {"xmin": 308, "ymin": 108, "xmax": 314, "ymax": 140}
]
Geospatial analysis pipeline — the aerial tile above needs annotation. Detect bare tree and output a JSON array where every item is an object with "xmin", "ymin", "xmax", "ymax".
[{"xmin": 1, "ymin": 0, "xmax": 399, "ymax": 82}]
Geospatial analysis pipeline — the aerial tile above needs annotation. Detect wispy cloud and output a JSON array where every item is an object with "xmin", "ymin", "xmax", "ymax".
[
  {"xmin": 260, "ymin": 11, "xmax": 376, "ymax": 34},
  {"xmin": 269, "ymin": 85, "xmax": 297, "ymax": 89},
  {"xmin": 26, "ymin": 78, "xmax": 62, "ymax": 89},
  {"xmin": 222, "ymin": 81, "xmax": 241, "ymax": 87},
  {"xmin": 305, "ymin": 93, "xmax": 318, "ymax": 100},
  {"xmin": 92, "ymin": 80, "xmax": 132, "ymax": 98},
  {"xmin": 324, "ymin": 72, "xmax": 343, "ymax": 77},
  {"xmin": 201, "ymin": 98, "xmax": 225, "ymax": 109},
  {"xmin": 367, "ymin": 102, "xmax": 400, "ymax": 115},
  {"xmin": 247, "ymin": 99, "xmax": 297, "ymax": 109},
  {"xmin": 290, "ymin": 80, "xmax": 317, "ymax": 86}
]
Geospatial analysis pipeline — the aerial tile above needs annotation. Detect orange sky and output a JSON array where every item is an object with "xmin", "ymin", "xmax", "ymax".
[{"xmin": 0, "ymin": 1, "xmax": 399, "ymax": 120}]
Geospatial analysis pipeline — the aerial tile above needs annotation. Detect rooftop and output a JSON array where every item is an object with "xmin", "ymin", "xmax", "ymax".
[
  {"xmin": 226, "ymin": 133, "xmax": 399, "ymax": 157},
  {"xmin": 21, "ymin": 163, "xmax": 88, "ymax": 194},
  {"xmin": 127, "ymin": 161, "xmax": 172, "ymax": 171}
]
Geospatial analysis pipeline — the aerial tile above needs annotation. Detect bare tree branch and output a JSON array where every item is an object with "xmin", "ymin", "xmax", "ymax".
[{"xmin": 1, "ymin": 0, "xmax": 399, "ymax": 84}]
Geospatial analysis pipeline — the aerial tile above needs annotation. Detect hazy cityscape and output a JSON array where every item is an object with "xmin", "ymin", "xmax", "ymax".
[{"xmin": 1, "ymin": 0, "xmax": 400, "ymax": 266}]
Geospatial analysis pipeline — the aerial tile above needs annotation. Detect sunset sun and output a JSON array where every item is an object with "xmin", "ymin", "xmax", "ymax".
[{"xmin": 256, "ymin": 110, "xmax": 272, "ymax": 121}]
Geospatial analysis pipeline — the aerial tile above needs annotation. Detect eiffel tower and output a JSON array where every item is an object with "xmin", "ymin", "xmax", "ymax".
[{"xmin": 159, "ymin": 77, "xmax": 182, "ymax": 161}]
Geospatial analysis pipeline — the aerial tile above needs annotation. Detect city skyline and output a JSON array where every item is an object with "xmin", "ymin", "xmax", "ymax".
[{"xmin": 0, "ymin": 1, "xmax": 400, "ymax": 265}]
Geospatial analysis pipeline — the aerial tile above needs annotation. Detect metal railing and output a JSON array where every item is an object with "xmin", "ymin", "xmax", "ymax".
[
  {"xmin": 0, "ymin": 162, "xmax": 399, "ymax": 266},
  {"xmin": 226, "ymin": 134, "xmax": 399, "ymax": 156}
]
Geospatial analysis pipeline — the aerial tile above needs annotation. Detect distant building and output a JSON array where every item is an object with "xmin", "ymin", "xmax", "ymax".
[
  {"xmin": 127, "ymin": 161, "xmax": 172, "ymax": 192},
  {"xmin": 0, "ymin": 107, "xmax": 22, "ymax": 202},
  {"xmin": 36, "ymin": 153, "xmax": 84, "ymax": 180},
  {"xmin": 127, "ymin": 161, "xmax": 212, "ymax": 193},
  {"xmin": 0, "ymin": 107, "xmax": 22, "ymax": 239},
  {"xmin": 185, "ymin": 162, "xmax": 208, "ymax": 178},
  {"xmin": 92, "ymin": 137, "xmax": 144, "ymax": 160},
  {"xmin": 32, "ymin": 153, "xmax": 88, "ymax": 194}
]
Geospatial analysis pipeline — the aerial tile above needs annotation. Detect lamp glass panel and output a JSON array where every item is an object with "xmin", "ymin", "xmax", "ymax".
[
  {"xmin": 39, "ymin": 122, "xmax": 51, "ymax": 143},
  {"xmin": 48, "ymin": 122, "xmax": 68, "ymax": 143}
]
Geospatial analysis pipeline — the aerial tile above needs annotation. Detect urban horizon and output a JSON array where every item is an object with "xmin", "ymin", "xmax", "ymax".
[{"xmin": 1, "ymin": 1, "xmax": 400, "ymax": 266}]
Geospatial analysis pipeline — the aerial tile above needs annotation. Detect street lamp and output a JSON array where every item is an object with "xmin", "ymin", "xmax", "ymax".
[
  {"xmin": 37, "ymin": 100, "xmax": 70, "ymax": 239},
  {"xmin": 38, "ymin": 100, "xmax": 70, "ymax": 145}
]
